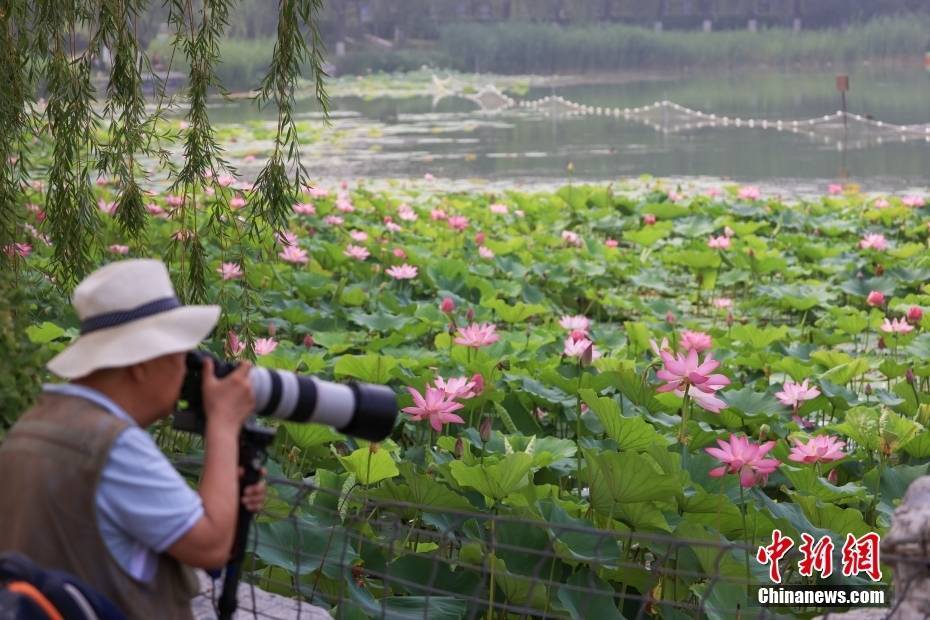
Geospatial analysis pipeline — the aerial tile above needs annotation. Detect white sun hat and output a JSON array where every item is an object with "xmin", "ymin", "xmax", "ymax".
[{"xmin": 47, "ymin": 259, "xmax": 220, "ymax": 379}]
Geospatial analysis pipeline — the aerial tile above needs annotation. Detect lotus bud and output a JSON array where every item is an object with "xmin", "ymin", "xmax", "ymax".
[
  {"xmin": 906, "ymin": 368, "xmax": 916, "ymax": 385},
  {"xmin": 665, "ymin": 311, "xmax": 676, "ymax": 325},
  {"xmin": 440, "ymin": 297, "xmax": 455, "ymax": 314},
  {"xmin": 267, "ymin": 322, "xmax": 277, "ymax": 337},
  {"xmin": 580, "ymin": 342, "xmax": 594, "ymax": 367},
  {"xmin": 393, "ymin": 247, "xmax": 407, "ymax": 259},
  {"xmin": 875, "ymin": 264, "xmax": 885, "ymax": 276},
  {"xmin": 466, "ymin": 307, "xmax": 475, "ymax": 322},
  {"xmin": 865, "ymin": 384, "xmax": 874, "ymax": 396},
  {"xmin": 475, "ymin": 231, "xmax": 486, "ymax": 245},
  {"xmin": 827, "ymin": 469, "xmax": 838, "ymax": 484},
  {"xmin": 877, "ymin": 337, "xmax": 886, "ymax": 350},
  {"xmin": 479, "ymin": 416, "xmax": 492, "ymax": 443},
  {"xmin": 643, "ymin": 214, "xmax": 657, "ymax": 226},
  {"xmin": 454, "ymin": 438, "xmax": 464, "ymax": 459},
  {"xmin": 303, "ymin": 334, "xmax": 315, "ymax": 348},
  {"xmin": 758, "ymin": 424, "xmax": 771, "ymax": 440},
  {"xmin": 908, "ymin": 306, "xmax": 923, "ymax": 324},
  {"xmin": 471, "ymin": 373, "xmax": 484, "ymax": 396},
  {"xmin": 866, "ymin": 291, "xmax": 885, "ymax": 307},
  {"xmin": 726, "ymin": 312, "xmax": 734, "ymax": 327}
]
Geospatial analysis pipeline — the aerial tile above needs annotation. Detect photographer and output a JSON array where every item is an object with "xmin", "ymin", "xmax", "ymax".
[{"xmin": 0, "ymin": 259, "xmax": 266, "ymax": 619}]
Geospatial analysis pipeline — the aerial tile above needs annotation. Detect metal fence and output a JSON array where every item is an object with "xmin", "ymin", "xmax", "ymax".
[{"xmin": 171, "ymin": 457, "xmax": 912, "ymax": 620}]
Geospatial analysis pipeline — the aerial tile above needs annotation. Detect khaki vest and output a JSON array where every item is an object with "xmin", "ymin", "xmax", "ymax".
[{"xmin": 0, "ymin": 393, "xmax": 198, "ymax": 619}]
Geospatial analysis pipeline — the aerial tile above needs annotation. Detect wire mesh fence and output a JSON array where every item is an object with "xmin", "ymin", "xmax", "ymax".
[{"xmin": 174, "ymin": 456, "xmax": 904, "ymax": 620}]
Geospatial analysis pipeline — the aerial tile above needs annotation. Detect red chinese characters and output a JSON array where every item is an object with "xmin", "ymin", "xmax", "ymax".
[
  {"xmin": 798, "ymin": 533, "xmax": 834, "ymax": 578},
  {"xmin": 756, "ymin": 529, "xmax": 794, "ymax": 583},
  {"xmin": 841, "ymin": 533, "xmax": 882, "ymax": 581},
  {"xmin": 757, "ymin": 531, "xmax": 883, "ymax": 583}
]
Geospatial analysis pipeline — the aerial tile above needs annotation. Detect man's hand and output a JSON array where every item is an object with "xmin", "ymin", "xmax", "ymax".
[
  {"xmin": 240, "ymin": 467, "xmax": 267, "ymax": 513},
  {"xmin": 201, "ymin": 357, "xmax": 255, "ymax": 430}
]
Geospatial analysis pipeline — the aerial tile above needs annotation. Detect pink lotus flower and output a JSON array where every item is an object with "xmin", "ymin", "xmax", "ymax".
[
  {"xmin": 866, "ymin": 291, "xmax": 885, "ymax": 307},
  {"xmin": 907, "ymin": 306, "xmax": 923, "ymax": 324},
  {"xmin": 902, "ymin": 195, "xmax": 924, "ymax": 208},
  {"xmin": 216, "ymin": 262, "xmax": 243, "ymax": 280},
  {"xmin": 108, "ymin": 244, "xmax": 129, "ymax": 255},
  {"xmin": 489, "ymin": 203, "xmax": 509, "ymax": 214},
  {"xmin": 279, "ymin": 245, "xmax": 309, "ymax": 265},
  {"xmin": 656, "ymin": 349, "xmax": 730, "ymax": 413},
  {"xmin": 474, "ymin": 231, "xmax": 486, "ymax": 246},
  {"xmin": 386, "ymin": 264, "xmax": 418, "ymax": 280},
  {"xmin": 680, "ymin": 330, "xmax": 712, "ymax": 353},
  {"xmin": 3, "ymin": 243, "xmax": 31, "ymax": 258},
  {"xmin": 859, "ymin": 234, "xmax": 888, "ymax": 251},
  {"xmin": 704, "ymin": 187, "xmax": 723, "ymax": 198},
  {"xmin": 440, "ymin": 297, "xmax": 456, "ymax": 313},
  {"xmin": 398, "ymin": 206, "xmax": 418, "ymax": 222},
  {"xmin": 650, "ymin": 337, "xmax": 671, "ymax": 356},
  {"xmin": 738, "ymin": 186, "xmax": 761, "ymax": 201},
  {"xmin": 306, "ymin": 186, "xmax": 329, "ymax": 198},
  {"xmin": 448, "ymin": 216, "xmax": 469, "ymax": 231},
  {"xmin": 881, "ymin": 317, "xmax": 914, "ymax": 334},
  {"xmin": 708, "ymin": 235, "xmax": 730, "ymax": 250},
  {"xmin": 559, "ymin": 315, "xmax": 590, "ymax": 333},
  {"xmin": 605, "ymin": 238, "xmax": 619, "ymax": 248},
  {"xmin": 775, "ymin": 379, "xmax": 821, "ymax": 409},
  {"xmin": 454, "ymin": 323, "xmax": 500, "ymax": 348},
  {"xmin": 430, "ymin": 209, "xmax": 447, "ymax": 220},
  {"xmin": 402, "ymin": 386, "xmax": 464, "ymax": 432},
  {"xmin": 392, "ymin": 247, "xmax": 407, "ymax": 259},
  {"xmin": 828, "ymin": 184, "xmax": 843, "ymax": 195},
  {"xmin": 789, "ymin": 435, "xmax": 847, "ymax": 464},
  {"xmin": 713, "ymin": 297, "xmax": 733, "ymax": 310},
  {"xmin": 706, "ymin": 435, "xmax": 780, "ymax": 488},
  {"xmin": 643, "ymin": 214, "xmax": 657, "ymax": 226},
  {"xmin": 471, "ymin": 373, "xmax": 485, "ymax": 396},
  {"xmin": 324, "ymin": 215, "xmax": 344, "ymax": 226},
  {"xmin": 562, "ymin": 230, "xmax": 583, "ymax": 247},
  {"xmin": 385, "ymin": 222, "xmax": 402, "ymax": 233},
  {"xmin": 349, "ymin": 230, "xmax": 368, "ymax": 242},
  {"xmin": 336, "ymin": 197, "xmax": 355, "ymax": 213},
  {"xmin": 563, "ymin": 335, "xmax": 599, "ymax": 359},
  {"xmin": 146, "ymin": 203, "xmax": 166, "ymax": 217},
  {"xmin": 344, "ymin": 245, "xmax": 370, "ymax": 261},
  {"xmin": 97, "ymin": 199, "xmax": 118, "ymax": 215},
  {"xmin": 433, "ymin": 376, "xmax": 479, "ymax": 400},
  {"xmin": 479, "ymin": 246, "xmax": 495, "ymax": 260},
  {"xmin": 217, "ymin": 174, "xmax": 236, "ymax": 187},
  {"xmin": 226, "ymin": 331, "xmax": 246, "ymax": 357},
  {"xmin": 667, "ymin": 190, "xmax": 684, "ymax": 202},
  {"xmin": 253, "ymin": 337, "xmax": 278, "ymax": 356},
  {"xmin": 873, "ymin": 198, "xmax": 890, "ymax": 209},
  {"xmin": 229, "ymin": 195, "xmax": 247, "ymax": 209},
  {"xmin": 293, "ymin": 202, "xmax": 316, "ymax": 215},
  {"xmin": 276, "ymin": 231, "xmax": 298, "ymax": 247},
  {"xmin": 424, "ymin": 173, "xmax": 435, "ymax": 181},
  {"xmin": 166, "ymin": 194, "xmax": 184, "ymax": 207},
  {"xmin": 303, "ymin": 334, "xmax": 315, "ymax": 348}
]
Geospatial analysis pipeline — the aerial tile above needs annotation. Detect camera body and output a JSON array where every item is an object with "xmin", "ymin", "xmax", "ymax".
[{"xmin": 174, "ymin": 351, "xmax": 397, "ymax": 442}]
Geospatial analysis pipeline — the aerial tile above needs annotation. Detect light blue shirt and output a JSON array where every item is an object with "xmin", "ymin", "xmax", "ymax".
[{"xmin": 42, "ymin": 384, "xmax": 204, "ymax": 583}]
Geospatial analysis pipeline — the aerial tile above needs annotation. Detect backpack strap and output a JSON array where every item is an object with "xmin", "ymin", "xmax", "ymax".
[{"xmin": 5, "ymin": 580, "xmax": 64, "ymax": 620}]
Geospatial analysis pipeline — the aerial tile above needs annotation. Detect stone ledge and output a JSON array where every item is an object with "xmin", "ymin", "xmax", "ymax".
[{"xmin": 191, "ymin": 570, "xmax": 333, "ymax": 619}]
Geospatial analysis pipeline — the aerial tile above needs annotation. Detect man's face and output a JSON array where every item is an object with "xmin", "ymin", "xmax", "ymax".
[{"xmin": 141, "ymin": 351, "xmax": 189, "ymax": 418}]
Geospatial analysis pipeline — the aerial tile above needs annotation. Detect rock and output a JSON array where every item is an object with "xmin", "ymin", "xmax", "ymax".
[{"xmin": 191, "ymin": 570, "xmax": 332, "ymax": 619}]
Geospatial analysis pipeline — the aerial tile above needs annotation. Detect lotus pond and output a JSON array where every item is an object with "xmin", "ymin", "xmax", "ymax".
[{"xmin": 13, "ymin": 177, "xmax": 930, "ymax": 618}]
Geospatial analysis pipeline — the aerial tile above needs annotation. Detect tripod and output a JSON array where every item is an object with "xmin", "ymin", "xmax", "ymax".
[{"xmin": 216, "ymin": 424, "xmax": 276, "ymax": 620}]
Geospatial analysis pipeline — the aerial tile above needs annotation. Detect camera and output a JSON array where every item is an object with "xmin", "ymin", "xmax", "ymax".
[{"xmin": 174, "ymin": 351, "xmax": 398, "ymax": 442}]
